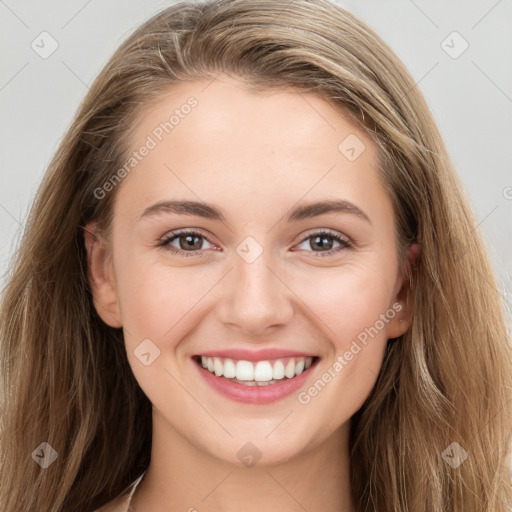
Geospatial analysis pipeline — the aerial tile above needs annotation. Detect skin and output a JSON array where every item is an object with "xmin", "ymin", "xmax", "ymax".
[{"xmin": 85, "ymin": 73, "xmax": 419, "ymax": 512}]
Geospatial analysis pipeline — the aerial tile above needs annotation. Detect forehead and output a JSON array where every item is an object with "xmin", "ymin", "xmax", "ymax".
[
  {"xmin": 115, "ymin": 75, "xmax": 391, "ymax": 227},
  {"xmin": 129, "ymin": 75, "xmax": 372, "ymax": 154}
]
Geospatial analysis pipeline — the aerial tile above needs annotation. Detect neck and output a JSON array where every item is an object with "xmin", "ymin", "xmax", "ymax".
[{"xmin": 130, "ymin": 411, "xmax": 355, "ymax": 512}]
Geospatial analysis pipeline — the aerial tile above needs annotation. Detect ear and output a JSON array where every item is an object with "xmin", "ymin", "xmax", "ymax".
[
  {"xmin": 386, "ymin": 242, "xmax": 421, "ymax": 339},
  {"xmin": 83, "ymin": 222, "xmax": 122, "ymax": 328}
]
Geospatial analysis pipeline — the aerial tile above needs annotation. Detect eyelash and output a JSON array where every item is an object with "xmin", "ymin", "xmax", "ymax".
[{"xmin": 158, "ymin": 228, "xmax": 355, "ymax": 258}]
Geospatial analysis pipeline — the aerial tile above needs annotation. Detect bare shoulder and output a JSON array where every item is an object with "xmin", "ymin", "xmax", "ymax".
[{"xmin": 93, "ymin": 491, "xmax": 131, "ymax": 512}]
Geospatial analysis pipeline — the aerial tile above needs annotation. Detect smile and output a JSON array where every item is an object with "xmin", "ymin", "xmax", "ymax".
[
  {"xmin": 197, "ymin": 355, "xmax": 314, "ymax": 385},
  {"xmin": 192, "ymin": 354, "xmax": 320, "ymax": 404}
]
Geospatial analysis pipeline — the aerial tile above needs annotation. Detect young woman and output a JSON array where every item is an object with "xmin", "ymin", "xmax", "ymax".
[{"xmin": 1, "ymin": 0, "xmax": 511, "ymax": 511}]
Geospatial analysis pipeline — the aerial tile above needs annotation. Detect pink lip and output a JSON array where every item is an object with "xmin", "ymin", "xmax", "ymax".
[
  {"xmin": 194, "ymin": 348, "xmax": 316, "ymax": 362},
  {"xmin": 192, "ymin": 356, "xmax": 319, "ymax": 405}
]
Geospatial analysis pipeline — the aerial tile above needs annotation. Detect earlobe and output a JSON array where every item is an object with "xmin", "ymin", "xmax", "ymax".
[
  {"xmin": 83, "ymin": 223, "xmax": 122, "ymax": 328},
  {"xmin": 387, "ymin": 241, "xmax": 421, "ymax": 339}
]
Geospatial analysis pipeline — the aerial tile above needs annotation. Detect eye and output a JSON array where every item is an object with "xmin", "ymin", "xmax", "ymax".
[
  {"xmin": 293, "ymin": 229, "xmax": 354, "ymax": 257},
  {"xmin": 158, "ymin": 229, "xmax": 216, "ymax": 257},
  {"xmin": 158, "ymin": 228, "xmax": 354, "ymax": 258}
]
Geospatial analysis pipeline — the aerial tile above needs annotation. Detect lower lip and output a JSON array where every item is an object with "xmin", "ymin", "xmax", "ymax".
[{"xmin": 193, "ymin": 357, "xmax": 319, "ymax": 405}]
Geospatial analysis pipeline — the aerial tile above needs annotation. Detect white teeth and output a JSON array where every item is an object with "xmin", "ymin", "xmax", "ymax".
[
  {"xmin": 254, "ymin": 361, "xmax": 273, "ymax": 381},
  {"xmin": 199, "ymin": 355, "xmax": 316, "ymax": 383},
  {"xmin": 213, "ymin": 357, "xmax": 223, "ymax": 376},
  {"xmin": 236, "ymin": 360, "xmax": 254, "ymax": 381},
  {"xmin": 284, "ymin": 358, "xmax": 296, "ymax": 378},
  {"xmin": 273, "ymin": 360, "xmax": 285, "ymax": 379},
  {"xmin": 223, "ymin": 358, "xmax": 236, "ymax": 378}
]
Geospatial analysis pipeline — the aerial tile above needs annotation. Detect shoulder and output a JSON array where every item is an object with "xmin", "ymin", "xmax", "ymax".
[{"xmin": 93, "ymin": 490, "xmax": 131, "ymax": 512}]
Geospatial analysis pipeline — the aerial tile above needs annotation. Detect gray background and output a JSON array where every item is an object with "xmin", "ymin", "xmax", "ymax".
[{"xmin": 1, "ymin": 0, "xmax": 511, "ymax": 322}]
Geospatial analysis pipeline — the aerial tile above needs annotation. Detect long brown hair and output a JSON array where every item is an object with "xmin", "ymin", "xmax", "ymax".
[{"xmin": 1, "ymin": 1, "xmax": 511, "ymax": 510}]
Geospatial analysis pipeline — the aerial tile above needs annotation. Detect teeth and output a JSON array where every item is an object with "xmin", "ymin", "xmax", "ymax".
[
  {"xmin": 273, "ymin": 360, "xmax": 285, "ymax": 379},
  {"xmin": 213, "ymin": 357, "xmax": 223, "ymax": 376},
  {"xmin": 236, "ymin": 360, "xmax": 254, "ymax": 381},
  {"xmin": 254, "ymin": 361, "xmax": 273, "ymax": 381},
  {"xmin": 235, "ymin": 379, "xmax": 281, "ymax": 386},
  {"xmin": 284, "ymin": 358, "xmax": 295, "ymax": 378},
  {"xmin": 223, "ymin": 358, "xmax": 236, "ymax": 378},
  {"xmin": 199, "ymin": 355, "xmax": 315, "ymax": 383}
]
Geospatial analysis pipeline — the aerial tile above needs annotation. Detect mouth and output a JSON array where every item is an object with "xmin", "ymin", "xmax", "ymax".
[
  {"xmin": 192, "ymin": 355, "xmax": 319, "ymax": 385},
  {"xmin": 191, "ymin": 354, "xmax": 321, "ymax": 404}
]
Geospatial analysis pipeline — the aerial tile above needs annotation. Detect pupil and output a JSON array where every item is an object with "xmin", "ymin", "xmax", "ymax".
[
  {"xmin": 313, "ymin": 235, "xmax": 333, "ymax": 251},
  {"xmin": 181, "ymin": 235, "xmax": 201, "ymax": 250}
]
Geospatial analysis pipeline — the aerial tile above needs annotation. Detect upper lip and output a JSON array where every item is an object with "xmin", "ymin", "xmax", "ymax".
[{"xmin": 193, "ymin": 348, "xmax": 318, "ymax": 362}]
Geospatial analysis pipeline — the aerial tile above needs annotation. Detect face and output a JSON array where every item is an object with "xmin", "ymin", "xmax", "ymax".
[{"xmin": 85, "ymin": 74, "xmax": 414, "ymax": 467}]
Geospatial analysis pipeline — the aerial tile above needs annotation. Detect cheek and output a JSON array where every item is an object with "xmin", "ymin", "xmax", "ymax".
[
  {"xmin": 290, "ymin": 262, "xmax": 398, "ymax": 423},
  {"xmin": 116, "ymin": 262, "xmax": 210, "ymax": 340},
  {"xmin": 293, "ymin": 262, "xmax": 398, "ymax": 349},
  {"xmin": 115, "ymin": 263, "xmax": 214, "ymax": 396},
  {"xmin": 295, "ymin": 294, "xmax": 392, "ymax": 434},
  {"xmin": 113, "ymin": 249, "xmax": 230, "ymax": 380}
]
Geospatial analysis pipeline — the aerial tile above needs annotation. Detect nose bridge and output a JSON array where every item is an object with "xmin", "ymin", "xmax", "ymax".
[{"xmin": 219, "ymin": 236, "xmax": 293, "ymax": 333}]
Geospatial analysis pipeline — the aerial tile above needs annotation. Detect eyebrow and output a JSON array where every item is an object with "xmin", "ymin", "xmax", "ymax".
[{"xmin": 139, "ymin": 199, "xmax": 371, "ymax": 225}]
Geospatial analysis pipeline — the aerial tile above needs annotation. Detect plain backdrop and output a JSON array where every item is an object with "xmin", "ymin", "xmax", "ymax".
[{"xmin": 1, "ymin": 0, "xmax": 511, "ymax": 324}]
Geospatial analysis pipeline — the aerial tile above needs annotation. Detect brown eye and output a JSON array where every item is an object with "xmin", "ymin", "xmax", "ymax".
[
  {"xmin": 176, "ymin": 233, "xmax": 203, "ymax": 250},
  {"xmin": 294, "ymin": 230, "xmax": 353, "ymax": 257},
  {"xmin": 159, "ymin": 230, "xmax": 215, "ymax": 257},
  {"xmin": 309, "ymin": 234, "xmax": 336, "ymax": 251}
]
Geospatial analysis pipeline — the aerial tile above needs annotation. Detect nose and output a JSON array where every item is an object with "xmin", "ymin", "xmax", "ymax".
[{"xmin": 216, "ymin": 248, "xmax": 294, "ymax": 337}]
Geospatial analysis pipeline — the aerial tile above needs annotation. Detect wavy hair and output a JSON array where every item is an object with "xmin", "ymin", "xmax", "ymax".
[{"xmin": 1, "ymin": 0, "xmax": 511, "ymax": 510}]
